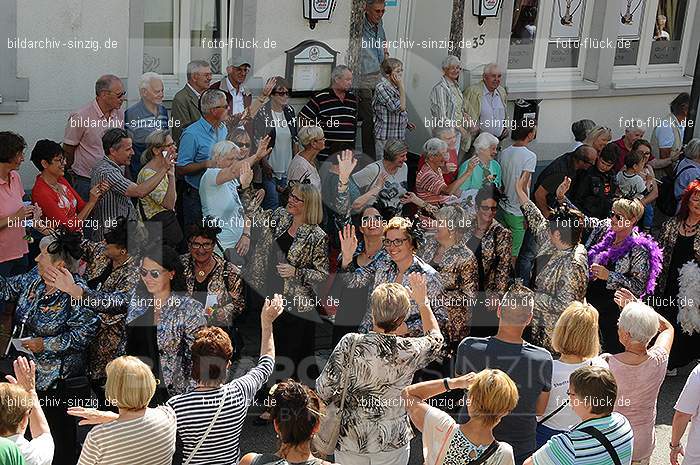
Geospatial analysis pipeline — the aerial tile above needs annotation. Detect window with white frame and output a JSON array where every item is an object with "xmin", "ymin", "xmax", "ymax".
[
  {"xmin": 614, "ymin": 0, "xmax": 694, "ymax": 77},
  {"xmin": 142, "ymin": 0, "xmax": 229, "ymax": 77},
  {"xmin": 508, "ymin": 0, "xmax": 594, "ymax": 80}
]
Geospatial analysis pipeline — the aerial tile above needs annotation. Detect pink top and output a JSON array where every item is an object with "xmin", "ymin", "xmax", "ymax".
[
  {"xmin": 0, "ymin": 170, "xmax": 29, "ymax": 262},
  {"xmin": 63, "ymin": 100, "xmax": 124, "ymax": 178},
  {"xmin": 606, "ymin": 346, "xmax": 669, "ymax": 461}
]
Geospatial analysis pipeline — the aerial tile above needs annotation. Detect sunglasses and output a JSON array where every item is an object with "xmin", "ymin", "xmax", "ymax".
[
  {"xmin": 108, "ymin": 90, "xmax": 127, "ymax": 98},
  {"xmin": 383, "ymin": 238, "xmax": 408, "ymax": 247},
  {"xmin": 479, "ymin": 205, "xmax": 498, "ymax": 212},
  {"xmin": 611, "ymin": 212, "xmax": 626, "ymax": 221},
  {"xmin": 289, "ymin": 192, "xmax": 305, "ymax": 203},
  {"xmin": 236, "ymin": 142, "xmax": 251, "ymax": 148},
  {"xmin": 140, "ymin": 267, "xmax": 163, "ymax": 279}
]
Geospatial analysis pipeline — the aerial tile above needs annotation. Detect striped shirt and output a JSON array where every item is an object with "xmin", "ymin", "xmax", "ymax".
[
  {"xmin": 90, "ymin": 156, "xmax": 136, "ymax": 241},
  {"xmin": 532, "ymin": 413, "xmax": 634, "ymax": 465},
  {"xmin": 77, "ymin": 406, "xmax": 176, "ymax": 465},
  {"xmin": 166, "ymin": 355, "xmax": 274, "ymax": 464},
  {"xmin": 298, "ymin": 88, "xmax": 357, "ymax": 158}
]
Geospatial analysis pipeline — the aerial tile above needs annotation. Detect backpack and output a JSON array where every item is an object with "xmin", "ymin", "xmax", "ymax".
[{"xmin": 657, "ymin": 159, "xmax": 694, "ymax": 216}]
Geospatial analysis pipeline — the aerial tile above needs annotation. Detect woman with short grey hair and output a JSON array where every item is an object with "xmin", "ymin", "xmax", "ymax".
[
  {"xmin": 137, "ymin": 129, "xmax": 181, "ymax": 248},
  {"xmin": 602, "ymin": 295, "xmax": 674, "ymax": 464},
  {"xmin": 316, "ymin": 276, "xmax": 444, "ymax": 465},
  {"xmin": 457, "ymin": 131, "xmax": 502, "ymax": 191},
  {"xmin": 287, "ymin": 125, "xmax": 323, "ymax": 190}
]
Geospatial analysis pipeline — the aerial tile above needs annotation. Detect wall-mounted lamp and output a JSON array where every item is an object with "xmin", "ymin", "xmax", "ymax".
[
  {"xmin": 472, "ymin": 0, "xmax": 503, "ymax": 26},
  {"xmin": 303, "ymin": 0, "xmax": 338, "ymax": 29}
]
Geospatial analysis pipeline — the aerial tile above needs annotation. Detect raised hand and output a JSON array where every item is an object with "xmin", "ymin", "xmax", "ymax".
[
  {"xmin": 339, "ymin": 224, "xmax": 358, "ymax": 262},
  {"xmin": 254, "ymin": 135, "xmax": 273, "ymax": 161},
  {"xmin": 556, "ymin": 176, "xmax": 571, "ymax": 202},
  {"xmin": 262, "ymin": 77, "xmax": 277, "ymax": 97},
  {"xmin": 239, "ymin": 163, "xmax": 254, "ymax": 189},
  {"xmin": 262, "ymin": 294, "xmax": 285, "ymax": 326},
  {"xmin": 614, "ymin": 288, "xmax": 637, "ymax": 309},
  {"xmin": 337, "ymin": 150, "xmax": 357, "ymax": 184},
  {"xmin": 407, "ymin": 272, "xmax": 428, "ymax": 306},
  {"xmin": 5, "ymin": 356, "xmax": 36, "ymax": 392},
  {"xmin": 67, "ymin": 407, "xmax": 118, "ymax": 426}
]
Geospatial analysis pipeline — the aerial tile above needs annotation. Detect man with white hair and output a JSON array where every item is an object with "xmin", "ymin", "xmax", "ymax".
[
  {"xmin": 299, "ymin": 65, "xmax": 358, "ymax": 163},
  {"xmin": 171, "ymin": 60, "xmax": 212, "ymax": 143},
  {"xmin": 429, "ymin": 56, "xmax": 473, "ymax": 157},
  {"xmin": 463, "ymin": 62, "xmax": 509, "ymax": 142},
  {"xmin": 176, "ymin": 88, "xmax": 229, "ymax": 227},
  {"xmin": 125, "ymin": 72, "xmax": 169, "ymax": 177},
  {"xmin": 612, "ymin": 124, "xmax": 646, "ymax": 171}
]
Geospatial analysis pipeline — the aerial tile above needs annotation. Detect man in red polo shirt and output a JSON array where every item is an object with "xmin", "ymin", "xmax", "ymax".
[{"xmin": 613, "ymin": 126, "xmax": 645, "ymax": 171}]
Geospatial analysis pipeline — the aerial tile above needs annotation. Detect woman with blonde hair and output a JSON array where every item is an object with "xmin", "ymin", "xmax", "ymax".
[
  {"xmin": 402, "ymin": 369, "xmax": 518, "ymax": 465},
  {"xmin": 536, "ymin": 302, "xmax": 608, "ymax": 446},
  {"xmin": 583, "ymin": 126, "xmax": 613, "ymax": 154},
  {"xmin": 68, "ymin": 356, "xmax": 177, "ymax": 465},
  {"xmin": 239, "ymin": 162, "xmax": 328, "ymax": 382}
]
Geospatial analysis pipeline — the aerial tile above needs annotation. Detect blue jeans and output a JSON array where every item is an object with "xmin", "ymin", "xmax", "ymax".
[
  {"xmin": 262, "ymin": 176, "xmax": 287, "ymax": 210},
  {"xmin": 643, "ymin": 203, "xmax": 653, "ymax": 229},
  {"xmin": 516, "ymin": 229, "xmax": 538, "ymax": 283},
  {"xmin": 182, "ymin": 185, "xmax": 203, "ymax": 228}
]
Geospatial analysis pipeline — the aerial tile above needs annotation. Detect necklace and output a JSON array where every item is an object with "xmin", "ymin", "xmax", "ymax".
[
  {"xmin": 683, "ymin": 220, "xmax": 699, "ymax": 235},
  {"xmin": 195, "ymin": 259, "xmax": 215, "ymax": 278}
]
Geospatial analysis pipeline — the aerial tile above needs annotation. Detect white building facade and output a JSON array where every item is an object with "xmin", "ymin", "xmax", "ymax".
[{"xmin": 1, "ymin": 0, "xmax": 697, "ymax": 185}]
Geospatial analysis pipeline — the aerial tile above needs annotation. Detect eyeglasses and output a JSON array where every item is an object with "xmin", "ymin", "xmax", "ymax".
[
  {"xmin": 108, "ymin": 90, "xmax": 127, "ymax": 98},
  {"xmin": 611, "ymin": 212, "xmax": 625, "ymax": 222},
  {"xmin": 362, "ymin": 215, "xmax": 383, "ymax": 222},
  {"xmin": 140, "ymin": 267, "xmax": 163, "ymax": 279},
  {"xmin": 52, "ymin": 156, "xmax": 67, "ymax": 165},
  {"xmin": 272, "ymin": 91, "xmax": 289, "ymax": 96},
  {"xmin": 479, "ymin": 205, "xmax": 498, "ymax": 212},
  {"xmin": 289, "ymin": 192, "xmax": 305, "ymax": 203},
  {"xmin": 190, "ymin": 241, "xmax": 215, "ymax": 250},
  {"xmin": 212, "ymin": 104, "xmax": 229, "ymax": 110},
  {"xmin": 158, "ymin": 143, "xmax": 177, "ymax": 149},
  {"xmin": 236, "ymin": 142, "xmax": 251, "ymax": 148},
  {"xmin": 383, "ymin": 238, "xmax": 408, "ymax": 247}
]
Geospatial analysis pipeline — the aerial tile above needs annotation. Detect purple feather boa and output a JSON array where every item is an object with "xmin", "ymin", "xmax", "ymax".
[{"xmin": 587, "ymin": 227, "xmax": 663, "ymax": 297}]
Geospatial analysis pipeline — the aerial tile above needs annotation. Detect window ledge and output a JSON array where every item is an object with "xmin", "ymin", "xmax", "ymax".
[
  {"xmin": 506, "ymin": 79, "xmax": 599, "ymax": 94},
  {"xmin": 612, "ymin": 76, "xmax": 694, "ymax": 90}
]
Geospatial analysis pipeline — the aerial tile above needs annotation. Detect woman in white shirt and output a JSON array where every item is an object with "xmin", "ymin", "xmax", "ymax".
[
  {"xmin": 68, "ymin": 356, "xmax": 177, "ymax": 465},
  {"xmin": 535, "ymin": 301, "xmax": 607, "ymax": 447}
]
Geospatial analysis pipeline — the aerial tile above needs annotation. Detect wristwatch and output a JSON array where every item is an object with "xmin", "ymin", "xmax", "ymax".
[{"xmin": 670, "ymin": 442, "xmax": 682, "ymax": 451}]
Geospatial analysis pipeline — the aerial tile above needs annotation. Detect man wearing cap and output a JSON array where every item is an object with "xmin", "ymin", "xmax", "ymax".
[{"xmin": 210, "ymin": 57, "xmax": 274, "ymax": 134}]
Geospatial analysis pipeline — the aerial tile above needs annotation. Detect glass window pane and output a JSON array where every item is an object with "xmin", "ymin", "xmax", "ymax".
[
  {"xmin": 190, "ymin": 0, "xmax": 223, "ymax": 74},
  {"xmin": 546, "ymin": 0, "xmax": 587, "ymax": 68},
  {"xmin": 615, "ymin": 0, "xmax": 645, "ymax": 66},
  {"xmin": 143, "ymin": 0, "xmax": 177, "ymax": 74},
  {"xmin": 649, "ymin": 0, "xmax": 687, "ymax": 64},
  {"xmin": 508, "ymin": 0, "xmax": 539, "ymax": 69}
]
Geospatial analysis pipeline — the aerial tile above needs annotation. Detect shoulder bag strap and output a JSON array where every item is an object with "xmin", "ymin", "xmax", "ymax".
[
  {"xmin": 183, "ymin": 389, "xmax": 228, "ymax": 465},
  {"xmin": 470, "ymin": 441, "xmax": 500, "ymax": 465},
  {"xmin": 537, "ymin": 399, "xmax": 569, "ymax": 425},
  {"xmin": 579, "ymin": 426, "xmax": 622, "ymax": 465},
  {"xmin": 337, "ymin": 334, "xmax": 362, "ymax": 414}
]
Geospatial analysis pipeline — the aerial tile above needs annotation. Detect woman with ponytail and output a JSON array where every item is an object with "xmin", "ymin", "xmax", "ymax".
[
  {"xmin": 240, "ymin": 379, "xmax": 337, "ymax": 465},
  {"xmin": 1, "ymin": 226, "xmax": 99, "ymax": 465}
]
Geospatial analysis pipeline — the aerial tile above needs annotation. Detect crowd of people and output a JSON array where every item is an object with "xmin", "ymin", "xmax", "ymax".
[{"xmin": 1, "ymin": 1, "xmax": 700, "ymax": 465}]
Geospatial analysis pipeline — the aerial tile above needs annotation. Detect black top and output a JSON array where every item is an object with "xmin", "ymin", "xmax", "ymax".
[
  {"xmin": 665, "ymin": 233, "xmax": 696, "ymax": 296},
  {"xmin": 192, "ymin": 273, "xmax": 212, "ymax": 307},
  {"xmin": 86, "ymin": 262, "xmax": 113, "ymax": 290},
  {"xmin": 534, "ymin": 152, "xmax": 581, "ymax": 208},
  {"xmin": 466, "ymin": 234, "xmax": 485, "ymax": 291},
  {"xmin": 268, "ymin": 231, "xmax": 295, "ymax": 296}
]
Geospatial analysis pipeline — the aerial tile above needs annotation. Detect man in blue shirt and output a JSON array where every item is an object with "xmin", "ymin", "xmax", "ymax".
[
  {"xmin": 358, "ymin": 0, "xmax": 388, "ymax": 160},
  {"xmin": 125, "ymin": 72, "xmax": 170, "ymax": 178},
  {"xmin": 176, "ymin": 88, "xmax": 229, "ymax": 227}
]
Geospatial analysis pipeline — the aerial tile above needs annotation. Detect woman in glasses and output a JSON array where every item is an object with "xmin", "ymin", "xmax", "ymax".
[
  {"xmin": 253, "ymin": 77, "xmax": 299, "ymax": 210},
  {"xmin": 180, "ymin": 220, "xmax": 244, "ymax": 345},
  {"xmin": 418, "ymin": 205, "xmax": 478, "ymax": 349},
  {"xmin": 287, "ymin": 126, "xmax": 324, "ymax": 191},
  {"xmin": 342, "ymin": 215, "xmax": 447, "ymax": 337},
  {"xmin": 514, "ymin": 176, "xmax": 588, "ymax": 350},
  {"xmin": 239, "ymin": 163, "xmax": 328, "ymax": 382},
  {"xmin": 30, "ymin": 139, "xmax": 108, "ymax": 233},
  {"xmin": 556, "ymin": 177, "xmax": 662, "ymax": 354},
  {"xmin": 137, "ymin": 129, "xmax": 182, "ymax": 248},
  {"xmin": 1, "ymin": 227, "xmax": 99, "ymax": 465},
  {"xmin": 463, "ymin": 185, "xmax": 512, "ymax": 337}
]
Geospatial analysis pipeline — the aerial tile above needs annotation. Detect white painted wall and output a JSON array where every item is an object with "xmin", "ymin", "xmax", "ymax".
[{"xmin": 5, "ymin": 0, "xmax": 130, "ymax": 186}]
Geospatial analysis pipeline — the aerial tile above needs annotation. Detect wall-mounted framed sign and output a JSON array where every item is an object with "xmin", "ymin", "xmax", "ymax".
[{"xmin": 285, "ymin": 40, "xmax": 339, "ymax": 97}]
